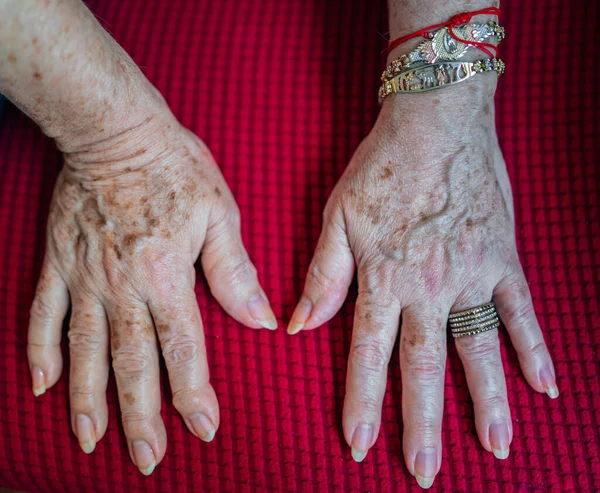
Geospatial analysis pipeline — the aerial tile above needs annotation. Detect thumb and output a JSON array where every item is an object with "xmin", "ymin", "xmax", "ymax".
[
  {"xmin": 201, "ymin": 207, "xmax": 277, "ymax": 330},
  {"xmin": 288, "ymin": 206, "xmax": 355, "ymax": 334}
]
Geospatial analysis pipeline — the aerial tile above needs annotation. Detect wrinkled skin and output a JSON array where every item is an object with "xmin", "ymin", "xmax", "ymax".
[
  {"xmin": 27, "ymin": 111, "xmax": 276, "ymax": 474},
  {"xmin": 289, "ymin": 79, "xmax": 558, "ymax": 487}
]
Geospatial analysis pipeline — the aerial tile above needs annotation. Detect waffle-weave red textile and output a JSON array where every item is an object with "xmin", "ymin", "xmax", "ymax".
[{"xmin": 0, "ymin": 1, "xmax": 598, "ymax": 492}]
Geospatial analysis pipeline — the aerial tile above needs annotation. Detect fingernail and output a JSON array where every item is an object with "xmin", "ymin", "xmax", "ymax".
[
  {"xmin": 414, "ymin": 448, "xmax": 437, "ymax": 489},
  {"xmin": 539, "ymin": 364, "xmax": 559, "ymax": 399},
  {"xmin": 489, "ymin": 421, "xmax": 510, "ymax": 459},
  {"xmin": 32, "ymin": 367, "xmax": 46, "ymax": 397},
  {"xmin": 189, "ymin": 413, "xmax": 216, "ymax": 442},
  {"xmin": 75, "ymin": 414, "xmax": 96, "ymax": 454},
  {"xmin": 350, "ymin": 423, "xmax": 373, "ymax": 462},
  {"xmin": 247, "ymin": 292, "xmax": 278, "ymax": 330},
  {"xmin": 287, "ymin": 297, "xmax": 312, "ymax": 335},
  {"xmin": 132, "ymin": 440, "xmax": 156, "ymax": 475}
]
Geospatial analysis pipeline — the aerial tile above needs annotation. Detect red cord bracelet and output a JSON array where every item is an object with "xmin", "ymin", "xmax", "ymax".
[{"xmin": 387, "ymin": 7, "xmax": 501, "ymax": 57}]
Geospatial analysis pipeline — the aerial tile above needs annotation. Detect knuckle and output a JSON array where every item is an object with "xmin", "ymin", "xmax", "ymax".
[
  {"xmin": 307, "ymin": 262, "xmax": 337, "ymax": 292},
  {"xmin": 410, "ymin": 417, "xmax": 442, "ymax": 437},
  {"xmin": 68, "ymin": 328, "xmax": 104, "ymax": 353},
  {"xmin": 70, "ymin": 386, "xmax": 95, "ymax": 403},
  {"xmin": 457, "ymin": 334, "xmax": 499, "ymax": 362},
  {"xmin": 350, "ymin": 339, "xmax": 392, "ymax": 373},
  {"xmin": 111, "ymin": 349, "xmax": 151, "ymax": 380},
  {"xmin": 401, "ymin": 341, "xmax": 445, "ymax": 381},
  {"xmin": 222, "ymin": 257, "xmax": 257, "ymax": 288},
  {"xmin": 214, "ymin": 201, "xmax": 241, "ymax": 228},
  {"xmin": 30, "ymin": 295, "xmax": 58, "ymax": 320},
  {"xmin": 477, "ymin": 393, "xmax": 507, "ymax": 411},
  {"xmin": 358, "ymin": 260, "xmax": 400, "ymax": 303},
  {"xmin": 503, "ymin": 300, "xmax": 535, "ymax": 327},
  {"xmin": 406, "ymin": 360, "xmax": 445, "ymax": 382},
  {"xmin": 121, "ymin": 410, "xmax": 153, "ymax": 426},
  {"xmin": 356, "ymin": 394, "xmax": 381, "ymax": 415},
  {"xmin": 172, "ymin": 387, "xmax": 204, "ymax": 413},
  {"xmin": 518, "ymin": 340, "xmax": 548, "ymax": 360},
  {"xmin": 161, "ymin": 336, "xmax": 199, "ymax": 368}
]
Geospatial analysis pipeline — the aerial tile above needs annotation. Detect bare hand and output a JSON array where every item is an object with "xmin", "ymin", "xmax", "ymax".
[{"xmin": 27, "ymin": 110, "xmax": 277, "ymax": 474}]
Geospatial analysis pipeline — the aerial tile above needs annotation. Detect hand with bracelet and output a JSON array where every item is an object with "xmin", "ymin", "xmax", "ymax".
[
  {"xmin": 288, "ymin": 0, "xmax": 558, "ymax": 489},
  {"xmin": 1, "ymin": 0, "xmax": 558, "ymax": 488}
]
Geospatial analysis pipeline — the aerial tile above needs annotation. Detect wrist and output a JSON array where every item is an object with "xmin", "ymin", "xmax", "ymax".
[
  {"xmin": 0, "ymin": 0, "xmax": 172, "ymax": 156},
  {"xmin": 380, "ymin": 74, "xmax": 497, "ymax": 119},
  {"xmin": 373, "ymin": 77, "xmax": 499, "ymax": 164},
  {"xmin": 53, "ymin": 68, "xmax": 171, "ymax": 155}
]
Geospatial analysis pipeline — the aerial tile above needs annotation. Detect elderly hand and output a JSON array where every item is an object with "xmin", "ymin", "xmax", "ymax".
[
  {"xmin": 288, "ymin": 78, "xmax": 558, "ymax": 487},
  {"xmin": 27, "ymin": 110, "xmax": 277, "ymax": 474}
]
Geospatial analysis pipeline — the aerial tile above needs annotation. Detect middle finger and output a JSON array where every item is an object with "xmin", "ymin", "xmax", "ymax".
[
  {"xmin": 399, "ymin": 303, "xmax": 447, "ymax": 489},
  {"xmin": 108, "ymin": 299, "xmax": 166, "ymax": 475}
]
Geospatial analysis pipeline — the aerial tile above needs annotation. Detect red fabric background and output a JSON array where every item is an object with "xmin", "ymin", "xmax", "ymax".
[{"xmin": 0, "ymin": 1, "xmax": 598, "ymax": 492}]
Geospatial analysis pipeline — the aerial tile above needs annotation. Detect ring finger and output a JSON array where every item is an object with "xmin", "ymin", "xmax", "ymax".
[{"xmin": 451, "ymin": 292, "xmax": 512, "ymax": 460}]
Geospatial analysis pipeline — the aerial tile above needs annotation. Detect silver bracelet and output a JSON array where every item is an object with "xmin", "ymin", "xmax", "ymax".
[{"xmin": 381, "ymin": 21, "xmax": 505, "ymax": 82}]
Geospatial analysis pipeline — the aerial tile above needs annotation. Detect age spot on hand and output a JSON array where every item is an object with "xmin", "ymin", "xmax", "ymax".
[
  {"xmin": 403, "ymin": 333, "xmax": 426, "ymax": 348},
  {"xmin": 380, "ymin": 167, "xmax": 393, "ymax": 180}
]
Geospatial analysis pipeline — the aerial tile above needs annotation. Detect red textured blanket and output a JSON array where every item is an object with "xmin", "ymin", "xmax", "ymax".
[{"xmin": 0, "ymin": 1, "xmax": 598, "ymax": 492}]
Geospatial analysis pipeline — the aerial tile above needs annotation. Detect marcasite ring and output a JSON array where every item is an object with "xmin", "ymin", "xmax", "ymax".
[{"xmin": 448, "ymin": 302, "xmax": 500, "ymax": 338}]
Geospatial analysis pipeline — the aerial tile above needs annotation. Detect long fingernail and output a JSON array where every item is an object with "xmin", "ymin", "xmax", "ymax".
[
  {"xmin": 189, "ymin": 413, "xmax": 216, "ymax": 442},
  {"xmin": 132, "ymin": 440, "xmax": 156, "ymax": 475},
  {"xmin": 489, "ymin": 421, "xmax": 510, "ymax": 459},
  {"xmin": 350, "ymin": 423, "xmax": 373, "ymax": 462},
  {"xmin": 247, "ymin": 292, "xmax": 278, "ymax": 330},
  {"xmin": 287, "ymin": 297, "xmax": 312, "ymax": 335},
  {"xmin": 32, "ymin": 367, "xmax": 46, "ymax": 397},
  {"xmin": 75, "ymin": 414, "xmax": 96, "ymax": 454},
  {"xmin": 539, "ymin": 364, "xmax": 559, "ymax": 399},
  {"xmin": 414, "ymin": 447, "xmax": 437, "ymax": 489}
]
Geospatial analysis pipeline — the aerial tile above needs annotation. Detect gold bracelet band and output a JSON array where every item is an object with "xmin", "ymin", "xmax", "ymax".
[{"xmin": 378, "ymin": 58, "xmax": 505, "ymax": 101}]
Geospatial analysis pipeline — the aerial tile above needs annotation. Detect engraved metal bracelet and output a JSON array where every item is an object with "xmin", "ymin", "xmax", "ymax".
[
  {"xmin": 378, "ymin": 58, "xmax": 505, "ymax": 101},
  {"xmin": 381, "ymin": 20, "xmax": 505, "ymax": 82}
]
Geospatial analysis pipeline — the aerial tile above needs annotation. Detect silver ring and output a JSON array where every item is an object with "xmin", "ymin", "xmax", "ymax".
[{"xmin": 448, "ymin": 302, "xmax": 499, "ymax": 338}]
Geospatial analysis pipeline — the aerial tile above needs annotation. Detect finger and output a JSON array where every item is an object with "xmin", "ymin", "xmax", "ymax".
[
  {"xmin": 68, "ymin": 293, "xmax": 109, "ymax": 454},
  {"xmin": 288, "ymin": 206, "xmax": 354, "ymax": 334},
  {"xmin": 452, "ymin": 293, "xmax": 512, "ymax": 460},
  {"xmin": 202, "ymin": 209, "xmax": 277, "ymax": 330},
  {"xmin": 148, "ymin": 275, "xmax": 219, "ymax": 443},
  {"xmin": 108, "ymin": 300, "xmax": 166, "ymax": 475},
  {"xmin": 400, "ymin": 304, "xmax": 446, "ymax": 489},
  {"xmin": 494, "ymin": 266, "xmax": 558, "ymax": 398},
  {"xmin": 27, "ymin": 259, "xmax": 70, "ymax": 396},
  {"xmin": 343, "ymin": 264, "xmax": 400, "ymax": 462}
]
